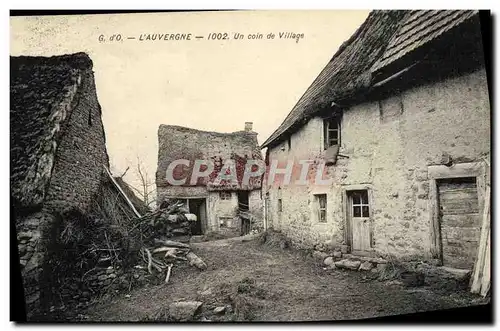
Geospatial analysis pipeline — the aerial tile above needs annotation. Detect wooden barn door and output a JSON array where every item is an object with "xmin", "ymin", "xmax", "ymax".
[{"xmin": 438, "ymin": 177, "xmax": 481, "ymax": 269}]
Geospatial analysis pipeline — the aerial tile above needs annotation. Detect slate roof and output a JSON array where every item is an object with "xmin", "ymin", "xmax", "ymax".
[
  {"xmin": 10, "ymin": 53, "xmax": 93, "ymax": 208},
  {"xmin": 261, "ymin": 10, "xmax": 480, "ymax": 149},
  {"xmin": 156, "ymin": 125, "xmax": 263, "ymax": 191}
]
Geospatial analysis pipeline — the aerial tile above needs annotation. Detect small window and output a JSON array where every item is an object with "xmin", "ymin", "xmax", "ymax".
[
  {"xmin": 219, "ymin": 217, "xmax": 234, "ymax": 228},
  {"xmin": 315, "ymin": 194, "xmax": 327, "ymax": 223},
  {"xmin": 278, "ymin": 198, "xmax": 283, "ymax": 212},
  {"xmin": 220, "ymin": 191, "xmax": 231, "ymax": 200},
  {"xmin": 287, "ymin": 136, "xmax": 291, "ymax": 150},
  {"xmin": 351, "ymin": 190, "xmax": 369, "ymax": 217},
  {"xmin": 324, "ymin": 117, "xmax": 341, "ymax": 149}
]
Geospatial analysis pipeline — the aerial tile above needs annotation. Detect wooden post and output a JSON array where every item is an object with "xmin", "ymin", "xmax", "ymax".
[
  {"xmin": 429, "ymin": 180, "xmax": 442, "ymax": 261},
  {"xmin": 471, "ymin": 185, "xmax": 490, "ymax": 294},
  {"xmin": 103, "ymin": 165, "xmax": 141, "ymax": 218}
]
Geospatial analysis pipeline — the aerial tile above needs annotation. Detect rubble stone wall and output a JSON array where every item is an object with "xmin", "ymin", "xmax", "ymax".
[
  {"xmin": 266, "ymin": 68, "xmax": 491, "ymax": 257},
  {"xmin": 15, "ymin": 211, "xmax": 56, "ymax": 319},
  {"xmin": 44, "ymin": 69, "xmax": 109, "ymax": 214},
  {"xmin": 16, "ymin": 68, "xmax": 110, "ymax": 320}
]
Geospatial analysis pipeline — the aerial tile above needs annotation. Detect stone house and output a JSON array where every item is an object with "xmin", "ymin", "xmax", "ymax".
[
  {"xmin": 156, "ymin": 123, "xmax": 264, "ymax": 236},
  {"xmin": 11, "ymin": 53, "xmax": 110, "ymax": 318},
  {"xmin": 261, "ymin": 10, "xmax": 490, "ymax": 270}
]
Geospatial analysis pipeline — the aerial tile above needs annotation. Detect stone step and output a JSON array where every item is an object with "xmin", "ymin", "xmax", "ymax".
[
  {"xmin": 342, "ymin": 254, "xmax": 388, "ymax": 265},
  {"xmin": 436, "ymin": 266, "xmax": 472, "ymax": 280}
]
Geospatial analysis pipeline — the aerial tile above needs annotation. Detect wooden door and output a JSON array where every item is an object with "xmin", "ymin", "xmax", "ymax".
[
  {"xmin": 199, "ymin": 199, "xmax": 207, "ymax": 234},
  {"xmin": 349, "ymin": 190, "xmax": 371, "ymax": 252},
  {"xmin": 438, "ymin": 177, "xmax": 481, "ymax": 269}
]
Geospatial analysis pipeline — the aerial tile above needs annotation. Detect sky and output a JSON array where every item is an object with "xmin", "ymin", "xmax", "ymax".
[{"xmin": 10, "ymin": 10, "xmax": 369, "ymax": 195}]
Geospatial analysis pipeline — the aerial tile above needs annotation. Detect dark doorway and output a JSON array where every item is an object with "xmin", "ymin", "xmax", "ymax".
[
  {"xmin": 238, "ymin": 191, "xmax": 250, "ymax": 235},
  {"xmin": 188, "ymin": 198, "xmax": 207, "ymax": 235}
]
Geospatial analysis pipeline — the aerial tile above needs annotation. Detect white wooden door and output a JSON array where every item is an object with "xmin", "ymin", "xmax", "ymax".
[{"xmin": 349, "ymin": 190, "xmax": 371, "ymax": 252}]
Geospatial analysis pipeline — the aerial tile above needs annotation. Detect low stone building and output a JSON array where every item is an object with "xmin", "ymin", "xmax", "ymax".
[
  {"xmin": 262, "ymin": 10, "xmax": 490, "ymax": 270},
  {"xmin": 11, "ymin": 53, "xmax": 110, "ymax": 318},
  {"xmin": 156, "ymin": 123, "xmax": 264, "ymax": 237}
]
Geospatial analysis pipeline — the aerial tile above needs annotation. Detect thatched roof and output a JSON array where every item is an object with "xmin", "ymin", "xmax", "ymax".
[
  {"xmin": 113, "ymin": 176, "xmax": 151, "ymax": 215},
  {"xmin": 10, "ymin": 52, "xmax": 93, "ymax": 208},
  {"xmin": 156, "ymin": 125, "xmax": 263, "ymax": 191},
  {"xmin": 371, "ymin": 10, "xmax": 478, "ymax": 73},
  {"xmin": 261, "ymin": 10, "xmax": 479, "ymax": 149}
]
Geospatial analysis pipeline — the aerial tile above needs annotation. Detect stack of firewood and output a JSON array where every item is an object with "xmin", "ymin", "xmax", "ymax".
[
  {"xmin": 130, "ymin": 200, "xmax": 197, "ymax": 242},
  {"xmin": 140, "ymin": 200, "xmax": 197, "ymax": 239},
  {"xmin": 139, "ymin": 238, "xmax": 207, "ymax": 284},
  {"xmin": 130, "ymin": 200, "xmax": 205, "ymax": 284}
]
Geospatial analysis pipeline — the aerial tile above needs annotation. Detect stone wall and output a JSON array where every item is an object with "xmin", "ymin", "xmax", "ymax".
[
  {"xmin": 16, "ymin": 67, "xmax": 109, "ymax": 319},
  {"xmin": 44, "ymin": 68, "xmax": 109, "ymax": 214},
  {"xmin": 15, "ymin": 212, "xmax": 56, "ymax": 319},
  {"xmin": 265, "ymin": 68, "xmax": 491, "ymax": 257}
]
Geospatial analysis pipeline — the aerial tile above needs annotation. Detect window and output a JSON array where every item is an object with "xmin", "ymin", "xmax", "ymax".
[
  {"xmin": 278, "ymin": 198, "xmax": 283, "ymax": 212},
  {"xmin": 219, "ymin": 217, "xmax": 234, "ymax": 228},
  {"xmin": 324, "ymin": 117, "xmax": 340, "ymax": 149},
  {"xmin": 287, "ymin": 136, "xmax": 291, "ymax": 150},
  {"xmin": 220, "ymin": 191, "xmax": 231, "ymax": 200},
  {"xmin": 315, "ymin": 194, "xmax": 327, "ymax": 223},
  {"xmin": 351, "ymin": 190, "xmax": 369, "ymax": 217}
]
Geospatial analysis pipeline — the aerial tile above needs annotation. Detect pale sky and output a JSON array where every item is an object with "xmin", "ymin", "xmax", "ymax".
[{"xmin": 10, "ymin": 10, "xmax": 369, "ymax": 194}]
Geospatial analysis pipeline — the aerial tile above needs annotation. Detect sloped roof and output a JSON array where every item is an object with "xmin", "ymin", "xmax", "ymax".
[
  {"xmin": 371, "ymin": 10, "xmax": 478, "ymax": 73},
  {"xmin": 113, "ymin": 176, "xmax": 151, "ymax": 215},
  {"xmin": 156, "ymin": 125, "xmax": 263, "ymax": 191},
  {"xmin": 10, "ymin": 53, "xmax": 93, "ymax": 208},
  {"xmin": 261, "ymin": 10, "xmax": 406, "ymax": 148},
  {"xmin": 261, "ymin": 10, "xmax": 480, "ymax": 149}
]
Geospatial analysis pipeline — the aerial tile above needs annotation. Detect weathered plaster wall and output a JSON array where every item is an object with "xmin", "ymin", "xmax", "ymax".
[
  {"xmin": 207, "ymin": 191, "xmax": 238, "ymax": 231},
  {"xmin": 249, "ymin": 190, "xmax": 264, "ymax": 230},
  {"xmin": 266, "ymin": 68, "xmax": 491, "ymax": 257},
  {"xmin": 44, "ymin": 69, "xmax": 109, "ymax": 214}
]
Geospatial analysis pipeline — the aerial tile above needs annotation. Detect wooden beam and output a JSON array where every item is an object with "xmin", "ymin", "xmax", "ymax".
[
  {"xmin": 471, "ymin": 185, "xmax": 490, "ymax": 294},
  {"xmin": 429, "ymin": 179, "xmax": 442, "ymax": 261},
  {"xmin": 428, "ymin": 162, "xmax": 484, "ymax": 180},
  {"xmin": 103, "ymin": 165, "xmax": 141, "ymax": 218}
]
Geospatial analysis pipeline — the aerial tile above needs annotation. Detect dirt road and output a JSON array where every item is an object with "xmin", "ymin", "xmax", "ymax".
[{"xmin": 84, "ymin": 235, "xmax": 486, "ymax": 322}]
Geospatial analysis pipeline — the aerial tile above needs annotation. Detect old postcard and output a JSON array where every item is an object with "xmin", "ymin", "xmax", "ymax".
[{"xmin": 10, "ymin": 10, "xmax": 491, "ymax": 322}]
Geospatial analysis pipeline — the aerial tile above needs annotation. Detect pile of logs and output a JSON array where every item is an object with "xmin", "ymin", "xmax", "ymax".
[
  {"xmin": 136, "ymin": 200, "xmax": 197, "ymax": 240},
  {"xmin": 131, "ymin": 199, "xmax": 207, "ymax": 283},
  {"xmin": 139, "ymin": 239, "xmax": 207, "ymax": 283}
]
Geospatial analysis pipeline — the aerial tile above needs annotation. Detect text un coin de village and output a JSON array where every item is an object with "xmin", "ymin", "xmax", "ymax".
[{"xmin": 137, "ymin": 32, "xmax": 305, "ymax": 42}]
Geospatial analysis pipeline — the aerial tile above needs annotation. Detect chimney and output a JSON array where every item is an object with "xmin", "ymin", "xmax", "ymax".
[{"xmin": 244, "ymin": 122, "xmax": 253, "ymax": 132}]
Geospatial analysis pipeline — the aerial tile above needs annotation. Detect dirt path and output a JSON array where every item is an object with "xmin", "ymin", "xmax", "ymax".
[{"xmin": 84, "ymin": 236, "xmax": 486, "ymax": 321}]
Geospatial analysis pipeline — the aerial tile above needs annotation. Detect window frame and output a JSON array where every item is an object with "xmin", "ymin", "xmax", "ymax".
[
  {"xmin": 219, "ymin": 191, "xmax": 232, "ymax": 200},
  {"xmin": 351, "ymin": 190, "xmax": 370, "ymax": 218},
  {"xmin": 323, "ymin": 116, "xmax": 341, "ymax": 149},
  {"xmin": 314, "ymin": 194, "xmax": 327, "ymax": 223}
]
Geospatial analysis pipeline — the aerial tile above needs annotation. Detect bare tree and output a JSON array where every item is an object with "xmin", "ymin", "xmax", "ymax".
[{"xmin": 123, "ymin": 157, "xmax": 157, "ymax": 208}]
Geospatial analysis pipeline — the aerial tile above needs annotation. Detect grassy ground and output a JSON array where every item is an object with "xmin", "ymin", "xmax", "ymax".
[{"xmin": 83, "ymin": 234, "xmax": 488, "ymax": 322}]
